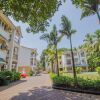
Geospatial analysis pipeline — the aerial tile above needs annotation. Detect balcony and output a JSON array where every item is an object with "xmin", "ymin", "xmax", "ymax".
[
  {"xmin": 13, "ymin": 54, "xmax": 18, "ymax": 60},
  {"xmin": 0, "ymin": 26, "xmax": 9, "ymax": 41},
  {"xmin": 0, "ymin": 49, "xmax": 7, "ymax": 60},
  {"xmin": 14, "ymin": 37, "xmax": 20, "ymax": 44}
]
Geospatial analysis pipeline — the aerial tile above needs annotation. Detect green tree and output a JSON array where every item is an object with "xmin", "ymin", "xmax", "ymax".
[
  {"xmin": 60, "ymin": 15, "xmax": 77, "ymax": 83},
  {"xmin": 40, "ymin": 25, "xmax": 63, "ymax": 76},
  {"xmin": 72, "ymin": 0, "xmax": 100, "ymax": 22},
  {"xmin": 81, "ymin": 30, "xmax": 100, "ymax": 71},
  {"xmin": 83, "ymin": 33, "xmax": 94, "ymax": 55},
  {"xmin": 94, "ymin": 30, "xmax": 100, "ymax": 52},
  {"xmin": 0, "ymin": 0, "xmax": 62, "ymax": 33}
]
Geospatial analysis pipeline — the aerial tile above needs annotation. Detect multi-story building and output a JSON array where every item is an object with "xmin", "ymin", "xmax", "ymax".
[
  {"xmin": 7, "ymin": 26, "xmax": 22, "ymax": 71},
  {"xmin": 62, "ymin": 50, "xmax": 88, "ymax": 72},
  {"xmin": 45, "ymin": 49, "xmax": 88, "ymax": 72},
  {"xmin": 0, "ymin": 11, "xmax": 37, "ymax": 72},
  {"xmin": 18, "ymin": 46, "xmax": 37, "ymax": 74},
  {"xmin": 0, "ymin": 10, "xmax": 15, "ymax": 70}
]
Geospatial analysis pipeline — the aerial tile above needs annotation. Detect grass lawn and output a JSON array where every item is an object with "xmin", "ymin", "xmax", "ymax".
[{"xmin": 63, "ymin": 72, "xmax": 100, "ymax": 80}]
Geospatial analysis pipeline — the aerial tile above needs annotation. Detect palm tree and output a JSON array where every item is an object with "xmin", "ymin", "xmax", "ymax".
[
  {"xmin": 45, "ymin": 49, "xmax": 55, "ymax": 73},
  {"xmin": 72, "ymin": 0, "xmax": 100, "ymax": 22},
  {"xmin": 83, "ymin": 33, "xmax": 94, "ymax": 55},
  {"xmin": 94, "ymin": 30, "xmax": 100, "ymax": 52},
  {"xmin": 60, "ymin": 15, "xmax": 77, "ymax": 83},
  {"xmin": 93, "ymin": 30, "xmax": 100, "ymax": 66},
  {"xmin": 40, "ymin": 25, "xmax": 63, "ymax": 76}
]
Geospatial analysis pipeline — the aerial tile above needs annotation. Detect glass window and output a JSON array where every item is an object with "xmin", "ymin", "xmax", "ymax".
[
  {"xmin": 67, "ymin": 59, "xmax": 71, "ymax": 65},
  {"xmin": 82, "ymin": 59, "xmax": 86, "ymax": 64},
  {"xmin": 81, "ymin": 52, "xmax": 85, "ymax": 57},
  {"xmin": 74, "ymin": 52, "xmax": 77, "ymax": 56},
  {"xmin": 74, "ymin": 58, "xmax": 78, "ymax": 64},
  {"xmin": 66, "ymin": 53, "xmax": 71, "ymax": 57},
  {"xmin": 30, "ymin": 58, "xmax": 33, "ymax": 66}
]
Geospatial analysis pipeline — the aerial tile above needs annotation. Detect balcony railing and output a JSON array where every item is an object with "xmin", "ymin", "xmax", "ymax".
[
  {"xmin": 13, "ymin": 54, "xmax": 18, "ymax": 60},
  {"xmin": 0, "ymin": 27, "xmax": 9, "ymax": 40}
]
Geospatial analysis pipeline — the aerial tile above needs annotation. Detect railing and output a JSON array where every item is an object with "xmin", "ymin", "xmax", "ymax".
[
  {"xmin": 13, "ymin": 54, "xmax": 18, "ymax": 60},
  {"xmin": 0, "ymin": 49, "xmax": 7, "ymax": 60},
  {"xmin": 0, "ymin": 27, "xmax": 9, "ymax": 40}
]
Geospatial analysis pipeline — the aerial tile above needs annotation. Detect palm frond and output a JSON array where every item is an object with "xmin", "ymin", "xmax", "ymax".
[{"xmin": 40, "ymin": 33, "xmax": 50, "ymax": 43}]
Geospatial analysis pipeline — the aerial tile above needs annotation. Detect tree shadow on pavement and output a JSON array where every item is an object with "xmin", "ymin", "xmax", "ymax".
[
  {"xmin": 0, "ymin": 80, "xmax": 27, "ymax": 92},
  {"xmin": 10, "ymin": 86, "xmax": 99, "ymax": 100}
]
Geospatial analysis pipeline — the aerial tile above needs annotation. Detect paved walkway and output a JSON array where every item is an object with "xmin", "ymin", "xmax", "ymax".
[{"xmin": 0, "ymin": 74, "xmax": 100, "ymax": 100}]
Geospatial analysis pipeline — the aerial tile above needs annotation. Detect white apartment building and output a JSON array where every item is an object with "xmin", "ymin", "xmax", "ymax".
[
  {"xmin": 0, "ymin": 11, "xmax": 22, "ymax": 71},
  {"xmin": 18, "ymin": 46, "xmax": 37, "ymax": 73},
  {"xmin": 0, "ymin": 11, "xmax": 37, "ymax": 72},
  {"xmin": 62, "ymin": 50, "xmax": 88, "ymax": 71}
]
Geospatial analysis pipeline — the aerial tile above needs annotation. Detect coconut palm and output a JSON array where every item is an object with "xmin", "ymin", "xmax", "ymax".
[
  {"xmin": 72, "ymin": 0, "xmax": 100, "ymax": 22},
  {"xmin": 94, "ymin": 30, "xmax": 100, "ymax": 52},
  {"xmin": 44, "ymin": 49, "xmax": 55, "ymax": 73},
  {"xmin": 60, "ymin": 15, "xmax": 77, "ymax": 82},
  {"xmin": 83, "ymin": 33, "xmax": 94, "ymax": 55},
  {"xmin": 40, "ymin": 25, "xmax": 63, "ymax": 76}
]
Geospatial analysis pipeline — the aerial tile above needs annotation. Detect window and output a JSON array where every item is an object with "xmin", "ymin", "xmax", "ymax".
[
  {"xmin": 30, "ymin": 58, "xmax": 33, "ymax": 66},
  {"xmin": 66, "ymin": 53, "xmax": 71, "ymax": 57},
  {"xmin": 67, "ymin": 59, "xmax": 71, "ymax": 65},
  {"xmin": 14, "ymin": 47, "xmax": 18, "ymax": 55},
  {"xmin": 81, "ymin": 52, "xmax": 85, "ymax": 57},
  {"xmin": 74, "ymin": 58, "xmax": 78, "ymax": 65},
  {"xmin": 82, "ymin": 59, "xmax": 86, "ymax": 64},
  {"xmin": 74, "ymin": 52, "xmax": 77, "ymax": 56}
]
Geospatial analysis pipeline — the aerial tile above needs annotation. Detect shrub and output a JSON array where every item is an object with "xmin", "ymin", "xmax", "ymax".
[
  {"xmin": 50, "ymin": 73, "xmax": 100, "ymax": 91},
  {"xmin": 50, "ymin": 74, "xmax": 74, "ymax": 86},
  {"xmin": 29, "ymin": 70, "xmax": 34, "ymax": 76},
  {"xmin": 0, "ymin": 71, "xmax": 13, "ymax": 80},
  {"xmin": 76, "ymin": 67, "xmax": 82, "ymax": 74},
  {"xmin": 96, "ymin": 67, "xmax": 100, "ymax": 75},
  {"xmin": 12, "ymin": 72, "xmax": 21, "ymax": 81},
  {"xmin": 0, "ymin": 71, "xmax": 21, "ymax": 86}
]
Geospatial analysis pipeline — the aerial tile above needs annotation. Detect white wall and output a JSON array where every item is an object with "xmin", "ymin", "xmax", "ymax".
[{"xmin": 18, "ymin": 46, "xmax": 31, "ymax": 67}]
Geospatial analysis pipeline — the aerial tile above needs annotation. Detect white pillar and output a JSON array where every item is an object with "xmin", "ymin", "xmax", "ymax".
[
  {"xmin": 8, "ymin": 29, "xmax": 16, "ymax": 71},
  {"xmin": 16, "ymin": 34, "xmax": 21, "ymax": 72}
]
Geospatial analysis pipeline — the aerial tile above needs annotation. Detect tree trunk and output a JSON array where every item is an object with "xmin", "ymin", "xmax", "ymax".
[
  {"xmin": 55, "ymin": 44, "xmax": 59, "ymax": 76},
  {"xmin": 96, "ymin": 11, "xmax": 100, "ymax": 23},
  {"xmin": 51, "ymin": 60, "xmax": 54, "ymax": 73},
  {"xmin": 69, "ymin": 36, "xmax": 77, "ymax": 85}
]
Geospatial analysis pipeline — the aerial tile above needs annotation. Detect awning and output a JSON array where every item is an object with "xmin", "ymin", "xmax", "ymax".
[{"xmin": 0, "ymin": 58, "xmax": 6, "ymax": 64}]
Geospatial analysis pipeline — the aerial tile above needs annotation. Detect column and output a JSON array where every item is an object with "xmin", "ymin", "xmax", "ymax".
[{"xmin": 8, "ymin": 29, "xmax": 16, "ymax": 71}]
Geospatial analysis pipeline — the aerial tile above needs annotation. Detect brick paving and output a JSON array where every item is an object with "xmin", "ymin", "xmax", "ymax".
[{"xmin": 0, "ymin": 74, "xmax": 100, "ymax": 100}]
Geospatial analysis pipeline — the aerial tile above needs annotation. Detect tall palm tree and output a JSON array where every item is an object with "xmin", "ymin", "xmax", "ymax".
[
  {"xmin": 72, "ymin": 0, "xmax": 100, "ymax": 22},
  {"xmin": 40, "ymin": 25, "xmax": 63, "ymax": 76},
  {"xmin": 60, "ymin": 15, "xmax": 77, "ymax": 83}
]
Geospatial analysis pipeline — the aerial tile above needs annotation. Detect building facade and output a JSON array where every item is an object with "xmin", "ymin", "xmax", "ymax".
[
  {"xmin": 62, "ymin": 50, "xmax": 88, "ymax": 72},
  {"xmin": 0, "ymin": 10, "xmax": 15, "ymax": 71},
  {"xmin": 0, "ymin": 11, "xmax": 37, "ymax": 72},
  {"xmin": 18, "ymin": 46, "xmax": 37, "ymax": 74}
]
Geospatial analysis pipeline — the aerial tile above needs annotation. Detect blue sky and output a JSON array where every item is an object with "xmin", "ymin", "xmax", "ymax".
[{"xmin": 10, "ymin": 0, "xmax": 100, "ymax": 59}]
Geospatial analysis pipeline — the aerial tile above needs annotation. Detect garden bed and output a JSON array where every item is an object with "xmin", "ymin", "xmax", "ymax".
[
  {"xmin": 52, "ymin": 84, "xmax": 100, "ymax": 95},
  {"xmin": 50, "ymin": 73, "xmax": 100, "ymax": 95},
  {"xmin": 0, "ymin": 71, "xmax": 21, "ymax": 86}
]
